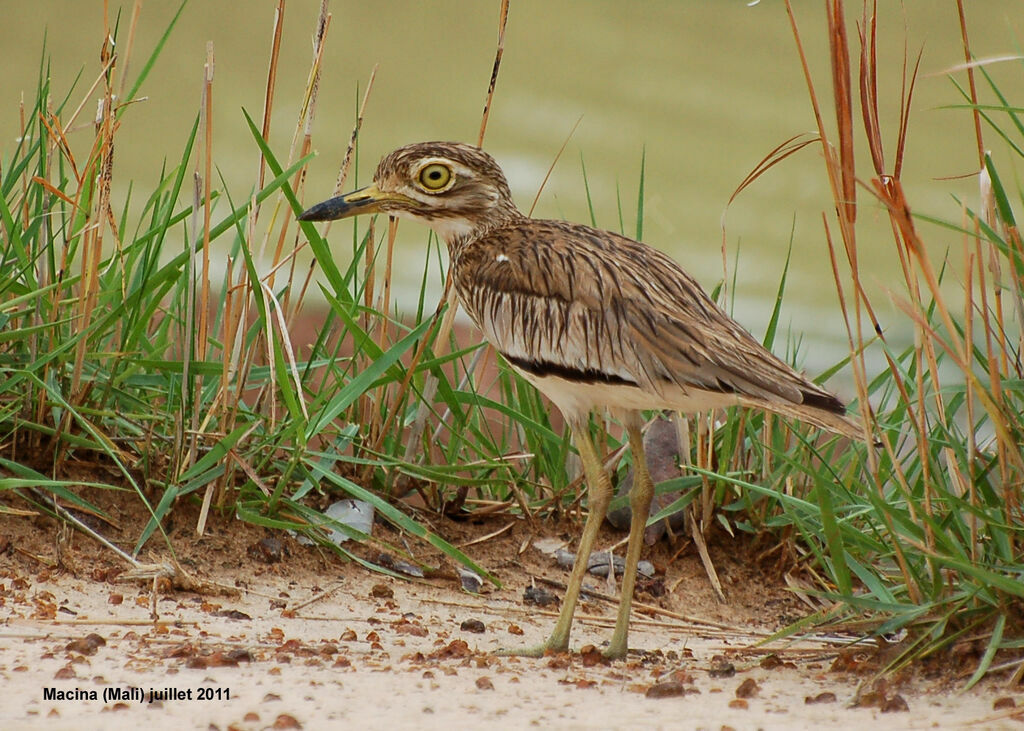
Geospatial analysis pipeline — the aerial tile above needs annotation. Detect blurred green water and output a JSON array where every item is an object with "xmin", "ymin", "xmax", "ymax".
[{"xmin": 3, "ymin": 1, "xmax": 1023, "ymax": 369}]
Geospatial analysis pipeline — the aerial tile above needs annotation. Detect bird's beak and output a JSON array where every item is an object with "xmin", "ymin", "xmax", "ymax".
[{"xmin": 298, "ymin": 182, "xmax": 416, "ymax": 222}]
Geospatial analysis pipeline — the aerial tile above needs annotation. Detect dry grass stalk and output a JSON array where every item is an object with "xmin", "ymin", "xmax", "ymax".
[
  {"xmin": 198, "ymin": 42, "xmax": 214, "ymax": 363},
  {"xmin": 528, "ymin": 115, "xmax": 583, "ymax": 217},
  {"xmin": 827, "ymin": 0, "xmax": 856, "ymax": 225},
  {"xmin": 63, "ymin": 38, "xmax": 119, "ymax": 461},
  {"xmin": 257, "ymin": 0, "xmax": 286, "ymax": 194},
  {"xmin": 477, "ymin": 0, "xmax": 510, "ymax": 147}
]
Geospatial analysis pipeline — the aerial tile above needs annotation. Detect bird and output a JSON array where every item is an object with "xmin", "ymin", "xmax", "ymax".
[{"xmin": 299, "ymin": 141, "xmax": 866, "ymax": 659}]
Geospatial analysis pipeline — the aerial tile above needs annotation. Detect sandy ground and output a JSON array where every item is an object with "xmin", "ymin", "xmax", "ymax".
[{"xmin": 2, "ymin": 509, "xmax": 1022, "ymax": 730}]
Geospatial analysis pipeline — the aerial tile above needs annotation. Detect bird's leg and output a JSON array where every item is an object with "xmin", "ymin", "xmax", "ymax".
[
  {"xmin": 497, "ymin": 423, "xmax": 612, "ymax": 657},
  {"xmin": 604, "ymin": 421, "xmax": 655, "ymax": 660},
  {"xmin": 542, "ymin": 425, "xmax": 614, "ymax": 651}
]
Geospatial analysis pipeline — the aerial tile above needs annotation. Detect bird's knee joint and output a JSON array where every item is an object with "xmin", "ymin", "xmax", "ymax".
[{"xmin": 629, "ymin": 487, "xmax": 653, "ymax": 513}]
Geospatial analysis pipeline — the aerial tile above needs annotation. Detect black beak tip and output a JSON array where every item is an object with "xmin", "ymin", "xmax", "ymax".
[
  {"xmin": 297, "ymin": 194, "xmax": 370, "ymax": 223},
  {"xmin": 297, "ymin": 202, "xmax": 330, "ymax": 222}
]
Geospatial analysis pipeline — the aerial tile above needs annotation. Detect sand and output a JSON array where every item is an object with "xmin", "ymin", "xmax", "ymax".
[{"xmin": 1, "ymin": 510, "xmax": 1020, "ymax": 730}]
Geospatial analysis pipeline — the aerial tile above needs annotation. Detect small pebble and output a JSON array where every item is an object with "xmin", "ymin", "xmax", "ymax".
[
  {"xmin": 881, "ymin": 695, "xmax": 909, "ymax": 713},
  {"xmin": 248, "ymin": 536, "xmax": 284, "ymax": 564},
  {"xmin": 458, "ymin": 568, "xmax": 483, "ymax": 593},
  {"xmin": 272, "ymin": 714, "xmax": 302, "ymax": 729},
  {"xmin": 65, "ymin": 634, "xmax": 106, "ymax": 656},
  {"xmin": 646, "ymin": 681, "xmax": 686, "ymax": 699},
  {"xmin": 735, "ymin": 678, "xmax": 758, "ymax": 699},
  {"xmin": 708, "ymin": 655, "xmax": 735, "ymax": 678},
  {"xmin": 805, "ymin": 692, "xmax": 837, "ymax": 704},
  {"xmin": 523, "ymin": 586, "xmax": 558, "ymax": 606}
]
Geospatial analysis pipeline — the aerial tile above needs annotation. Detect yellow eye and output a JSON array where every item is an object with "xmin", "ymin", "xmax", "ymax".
[{"xmin": 418, "ymin": 163, "xmax": 453, "ymax": 191}]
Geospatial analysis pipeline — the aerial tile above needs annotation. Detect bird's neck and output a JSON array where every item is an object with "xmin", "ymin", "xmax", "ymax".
[
  {"xmin": 438, "ymin": 203, "xmax": 525, "ymax": 251},
  {"xmin": 430, "ymin": 217, "xmax": 483, "ymax": 247}
]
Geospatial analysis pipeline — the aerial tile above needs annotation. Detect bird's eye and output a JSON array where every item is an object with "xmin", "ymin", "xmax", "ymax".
[{"xmin": 418, "ymin": 163, "xmax": 453, "ymax": 191}]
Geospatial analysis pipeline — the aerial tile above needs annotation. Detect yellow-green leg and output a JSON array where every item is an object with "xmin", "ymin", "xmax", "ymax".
[
  {"xmin": 604, "ymin": 422, "xmax": 655, "ymax": 659},
  {"xmin": 498, "ymin": 424, "xmax": 612, "ymax": 657}
]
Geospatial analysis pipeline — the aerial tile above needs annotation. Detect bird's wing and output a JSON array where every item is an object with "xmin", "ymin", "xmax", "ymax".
[{"xmin": 455, "ymin": 219, "xmax": 845, "ymax": 414}]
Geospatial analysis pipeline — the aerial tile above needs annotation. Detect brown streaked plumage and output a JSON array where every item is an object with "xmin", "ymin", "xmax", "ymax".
[{"xmin": 300, "ymin": 141, "xmax": 867, "ymax": 659}]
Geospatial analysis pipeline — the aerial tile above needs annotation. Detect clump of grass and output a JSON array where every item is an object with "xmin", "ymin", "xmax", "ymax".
[
  {"xmin": 574, "ymin": 0, "xmax": 1024, "ymax": 685},
  {"xmin": 0, "ymin": 2, "xmax": 526, "ymax": 582},
  {"xmin": 703, "ymin": 0, "xmax": 1024, "ymax": 682}
]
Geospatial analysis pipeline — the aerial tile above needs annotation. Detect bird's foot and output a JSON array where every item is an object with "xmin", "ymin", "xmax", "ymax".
[
  {"xmin": 495, "ymin": 643, "xmax": 629, "ymax": 661},
  {"xmin": 601, "ymin": 643, "xmax": 628, "ymax": 661},
  {"xmin": 602, "ymin": 628, "xmax": 629, "ymax": 660},
  {"xmin": 494, "ymin": 637, "xmax": 569, "ymax": 658}
]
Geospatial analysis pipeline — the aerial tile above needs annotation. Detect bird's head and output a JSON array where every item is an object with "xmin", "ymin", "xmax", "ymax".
[{"xmin": 299, "ymin": 141, "xmax": 522, "ymax": 244}]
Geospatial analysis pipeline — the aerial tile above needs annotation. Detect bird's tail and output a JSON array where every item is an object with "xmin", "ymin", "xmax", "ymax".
[{"xmin": 739, "ymin": 397, "xmax": 871, "ymax": 443}]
